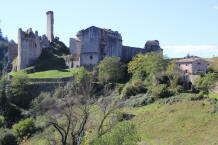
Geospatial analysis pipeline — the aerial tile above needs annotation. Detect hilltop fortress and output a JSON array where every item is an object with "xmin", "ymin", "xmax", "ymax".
[{"xmin": 8, "ymin": 11, "xmax": 163, "ymax": 71}]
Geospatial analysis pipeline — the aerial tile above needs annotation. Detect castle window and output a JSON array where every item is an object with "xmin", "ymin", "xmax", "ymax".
[
  {"xmin": 90, "ymin": 56, "xmax": 93, "ymax": 60},
  {"xmin": 35, "ymin": 43, "xmax": 37, "ymax": 48},
  {"xmin": 197, "ymin": 62, "xmax": 201, "ymax": 65}
]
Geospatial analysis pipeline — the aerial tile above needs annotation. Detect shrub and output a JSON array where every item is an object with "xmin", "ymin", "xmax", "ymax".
[
  {"xmin": 98, "ymin": 56, "xmax": 125, "ymax": 83},
  {"xmin": 187, "ymin": 92, "xmax": 204, "ymax": 101},
  {"xmin": 90, "ymin": 122, "xmax": 140, "ymax": 145},
  {"xmin": 151, "ymin": 84, "xmax": 172, "ymax": 99},
  {"xmin": 121, "ymin": 79, "xmax": 147, "ymax": 99},
  {"xmin": 0, "ymin": 115, "xmax": 6, "ymax": 128},
  {"xmin": 123, "ymin": 94, "xmax": 154, "ymax": 107},
  {"xmin": 13, "ymin": 118, "xmax": 35, "ymax": 138},
  {"xmin": 9, "ymin": 74, "xmax": 32, "ymax": 109},
  {"xmin": 0, "ymin": 129, "xmax": 17, "ymax": 145}
]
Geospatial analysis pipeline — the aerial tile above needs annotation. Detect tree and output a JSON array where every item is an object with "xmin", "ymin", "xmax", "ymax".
[
  {"xmin": 98, "ymin": 56, "xmax": 124, "ymax": 83},
  {"xmin": 97, "ymin": 96, "xmax": 123, "ymax": 137},
  {"xmin": 166, "ymin": 61, "xmax": 183, "ymax": 88},
  {"xmin": 9, "ymin": 74, "xmax": 31, "ymax": 109},
  {"xmin": 128, "ymin": 52, "xmax": 168, "ymax": 80},
  {"xmin": 46, "ymin": 75, "xmax": 94, "ymax": 145},
  {"xmin": 13, "ymin": 118, "xmax": 35, "ymax": 138},
  {"xmin": 194, "ymin": 73, "xmax": 218, "ymax": 94}
]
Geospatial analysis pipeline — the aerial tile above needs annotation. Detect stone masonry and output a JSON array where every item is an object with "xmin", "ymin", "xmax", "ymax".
[
  {"xmin": 46, "ymin": 11, "xmax": 54, "ymax": 42},
  {"xmin": 69, "ymin": 26, "xmax": 163, "ymax": 68},
  {"xmin": 17, "ymin": 28, "xmax": 49, "ymax": 71}
]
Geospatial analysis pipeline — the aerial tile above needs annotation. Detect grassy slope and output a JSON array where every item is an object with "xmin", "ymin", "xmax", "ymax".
[
  {"xmin": 9, "ymin": 68, "xmax": 78, "ymax": 79},
  {"xmin": 123, "ymin": 100, "xmax": 218, "ymax": 145}
]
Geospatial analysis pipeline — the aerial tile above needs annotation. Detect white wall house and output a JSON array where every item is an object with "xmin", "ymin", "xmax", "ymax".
[{"xmin": 176, "ymin": 58, "xmax": 208, "ymax": 75}]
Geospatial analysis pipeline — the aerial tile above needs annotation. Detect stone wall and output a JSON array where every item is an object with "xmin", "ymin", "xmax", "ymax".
[
  {"xmin": 121, "ymin": 46, "xmax": 147, "ymax": 61},
  {"xmin": 17, "ymin": 28, "xmax": 49, "ymax": 71}
]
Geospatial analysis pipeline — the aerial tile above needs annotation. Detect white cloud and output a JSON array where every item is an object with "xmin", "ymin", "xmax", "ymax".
[
  {"xmin": 162, "ymin": 45, "xmax": 218, "ymax": 57},
  {"xmin": 213, "ymin": 5, "xmax": 218, "ymax": 9}
]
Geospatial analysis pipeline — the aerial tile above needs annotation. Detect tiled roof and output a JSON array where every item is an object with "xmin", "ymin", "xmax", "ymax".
[{"xmin": 176, "ymin": 58, "xmax": 203, "ymax": 63}]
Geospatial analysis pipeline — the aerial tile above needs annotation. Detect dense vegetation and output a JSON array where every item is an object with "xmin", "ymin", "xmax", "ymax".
[{"xmin": 1, "ymin": 39, "xmax": 218, "ymax": 145}]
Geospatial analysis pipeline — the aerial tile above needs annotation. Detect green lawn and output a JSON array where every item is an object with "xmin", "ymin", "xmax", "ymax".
[{"xmin": 9, "ymin": 68, "xmax": 79, "ymax": 79}]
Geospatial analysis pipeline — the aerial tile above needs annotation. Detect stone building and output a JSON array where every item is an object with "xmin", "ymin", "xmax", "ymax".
[
  {"xmin": 17, "ymin": 28, "xmax": 49, "ymax": 71},
  {"xmin": 176, "ymin": 57, "xmax": 209, "ymax": 89},
  {"xmin": 176, "ymin": 58, "xmax": 208, "ymax": 75},
  {"xmin": 69, "ymin": 26, "xmax": 163, "ymax": 68}
]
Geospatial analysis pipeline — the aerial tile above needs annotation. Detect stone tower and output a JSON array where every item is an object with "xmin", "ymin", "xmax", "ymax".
[{"xmin": 46, "ymin": 11, "xmax": 54, "ymax": 42}]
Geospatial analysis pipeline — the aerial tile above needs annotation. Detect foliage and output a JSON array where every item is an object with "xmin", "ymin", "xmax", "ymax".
[
  {"xmin": 0, "ymin": 115, "xmax": 6, "ymax": 128},
  {"xmin": 121, "ymin": 79, "xmax": 147, "ymax": 99},
  {"xmin": 13, "ymin": 118, "xmax": 35, "ymax": 138},
  {"xmin": 151, "ymin": 84, "xmax": 172, "ymax": 99},
  {"xmin": 187, "ymin": 92, "xmax": 204, "ymax": 101},
  {"xmin": 166, "ymin": 61, "xmax": 183, "ymax": 88},
  {"xmin": 0, "ymin": 129, "xmax": 17, "ymax": 145},
  {"xmin": 123, "ymin": 94, "xmax": 154, "ymax": 107},
  {"xmin": 74, "ymin": 67, "xmax": 92, "ymax": 85},
  {"xmin": 128, "ymin": 52, "xmax": 168, "ymax": 80},
  {"xmin": 90, "ymin": 122, "xmax": 141, "ymax": 145},
  {"xmin": 194, "ymin": 73, "xmax": 217, "ymax": 94},
  {"xmin": 9, "ymin": 74, "xmax": 32, "ymax": 109},
  {"xmin": 0, "ymin": 39, "xmax": 8, "ymax": 72},
  {"xmin": 98, "ymin": 56, "xmax": 125, "ymax": 83}
]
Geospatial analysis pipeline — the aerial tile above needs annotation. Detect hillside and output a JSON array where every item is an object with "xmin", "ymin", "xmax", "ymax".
[{"xmin": 124, "ymin": 97, "xmax": 218, "ymax": 145}]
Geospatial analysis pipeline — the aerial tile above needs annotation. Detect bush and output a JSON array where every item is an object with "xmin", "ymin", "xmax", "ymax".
[
  {"xmin": 90, "ymin": 122, "xmax": 140, "ymax": 145},
  {"xmin": 9, "ymin": 74, "xmax": 32, "ymax": 109},
  {"xmin": 0, "ymin": 115, "xmax": 6, "ymax": 128},
  {"xmin": 151, "ymin": 84, "xmax": 172, "ymax": 99},
  {"xmin": 187, "ymin": 92, "xmax": 204, "ymax": 101},
  {"xmin": 98, "ymin": 56, "xmax": 125, "ymax": 83},
  {"xmin": 13, "ymin": 118, "xmax": 35, "ymax": 138},
  {"xmin": 123, "ymin": 94, "xmax": 154, "ymax": 107},
  {"xmin": 0, "ymin": 129, "xmax": 17, "ymax": 145},
  {"xmin": 121, "ymin": 79, "xmax": 147, "ymax": 99}
]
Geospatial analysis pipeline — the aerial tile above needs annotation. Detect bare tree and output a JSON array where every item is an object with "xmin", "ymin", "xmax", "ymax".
[
  {"xmin": 97, "ymin": 96, "xmax": 123, "ymax": 137},
  {"xmin": 46, "ymin": 76, "xmax": 94, "ymax": 145}
]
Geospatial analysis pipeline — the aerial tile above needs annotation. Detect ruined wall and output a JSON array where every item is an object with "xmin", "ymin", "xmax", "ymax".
[
  {"xmin": 121, "ymin": 46, "xmax": 147, "ymax": 61},
  {"xmin": 69, "ymin": 38, "xmax": 81, "ymax": 55},
  {"xmin": 46, "ymin": 11, "xmax": 54, "ymax": 42},
  {"xmin": 8, "ymin": 40, "xmax": 18, "ymax": 63},
  {"xmin": 17, "ymin": 28, "xmax": 49, "ymax": 71}
]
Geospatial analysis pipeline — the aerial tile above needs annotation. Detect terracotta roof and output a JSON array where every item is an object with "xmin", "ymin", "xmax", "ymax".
[{"xmin": 176, "ymin": 58, "xmax": 204, "ymax": 63}]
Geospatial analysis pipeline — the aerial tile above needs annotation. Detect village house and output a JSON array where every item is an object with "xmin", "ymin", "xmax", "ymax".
[
  {"xmin": 176, "ymin": 57, "xmax": 209, "ymax": 89},
  {"xmin": 176, "ymin": 57, "xmax": 208, "ymax": 75}
]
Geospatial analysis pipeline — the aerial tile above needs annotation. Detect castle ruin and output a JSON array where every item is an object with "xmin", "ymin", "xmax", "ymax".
[
  {"xmin": 17, "ymin": 28, "xmax": 49, "ymax": 71},
  {"xmin": 7, "ymin": 11, "xmax": 163, "ymax": 71},
  {"xmin": 68, "ymin": 26, "xmax": 162, "ymax": 68}
]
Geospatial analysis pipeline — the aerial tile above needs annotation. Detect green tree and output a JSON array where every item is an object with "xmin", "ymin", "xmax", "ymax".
[
  {"xmin": 166, "ymin": 61, "xmax": 183, "ymax": 88},
  {"xmin": 10, "ymin": 74, "xmax": 31, "ymax": 109},
  {"xmin": 13, "ymin": 118, "xmax": 35, "ymax": 138},
  {"xmin": 91, "ymin": 122, "xmax": 141, "ymax": 145},
  {"xmin": 128, "ymin": 52, "xmax": 168, "ymax": 80},
  {"xmin": 194, "ymin": 73, "xmax": 217, "ymax": 94},
  {"xmin": 98, "ymin": 57, "xmax": 124, "ymax": 83}
]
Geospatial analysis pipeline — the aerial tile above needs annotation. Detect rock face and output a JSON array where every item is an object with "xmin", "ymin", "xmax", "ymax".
[
  {"xmin": 69, "ymin": 26, "xmax": 163, "ymax": 67},
  {"xmin": 17, "ymin": 28, "xmax": 49, "ymax": 71}
]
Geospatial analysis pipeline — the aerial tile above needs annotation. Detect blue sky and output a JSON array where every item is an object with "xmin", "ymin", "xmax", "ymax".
[{"xmin": 0, "ymin": 0, "xmax": 218, "ymax": 58}]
